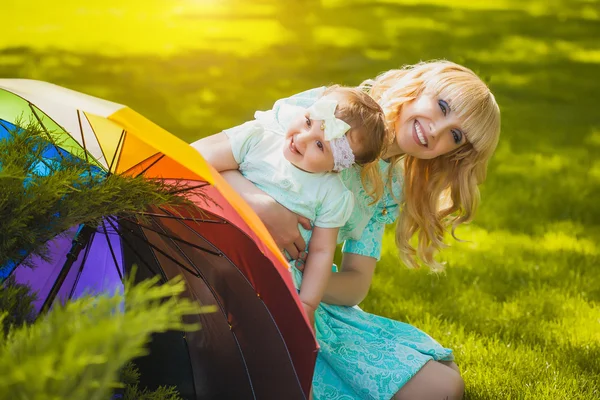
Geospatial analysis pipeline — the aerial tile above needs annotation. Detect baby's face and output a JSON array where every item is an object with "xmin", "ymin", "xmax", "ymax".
[{"xmin": 283, "ymin": 110, "xmax": 335, "ymax": 173}]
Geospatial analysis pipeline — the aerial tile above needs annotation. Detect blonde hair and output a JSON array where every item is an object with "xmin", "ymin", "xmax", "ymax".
[
  {"xmin": 361, "ymin": 60, "xmax": 501, "ymax": 270},
  {"xmin": 324, "ymin": 85, "xmax": 387, "ymax": 202}
]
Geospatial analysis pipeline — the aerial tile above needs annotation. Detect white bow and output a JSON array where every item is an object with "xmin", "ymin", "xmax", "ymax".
[{"xmin": 306, "ymin": 98, "xmax": 351, "ymax": 141}]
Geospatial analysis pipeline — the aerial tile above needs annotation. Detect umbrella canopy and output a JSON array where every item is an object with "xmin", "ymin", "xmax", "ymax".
[{"xmin": 0, "ymin": 80, "xmax": 317, "ymax": 399}]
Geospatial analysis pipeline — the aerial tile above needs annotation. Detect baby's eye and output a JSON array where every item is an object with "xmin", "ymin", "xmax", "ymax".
[
  {"xmin": 305, "ymin": 117, "xmax": 312, "ymax": 127},
  {"xmin": 316, "ymin": 140, "xmax": 324, "ymax": 151},
  {"xmin": 451, "ymin": 129, "xmax": 463, "ymax": 144},
  {"xmin": 438, "ymin": 100, "xmax": 449, "ymax": 116}
]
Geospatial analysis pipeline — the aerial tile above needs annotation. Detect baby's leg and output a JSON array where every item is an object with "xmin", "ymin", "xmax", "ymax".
[{"xmin": 392, "ymin": 360, "xmax": 464, "ymax": 400}]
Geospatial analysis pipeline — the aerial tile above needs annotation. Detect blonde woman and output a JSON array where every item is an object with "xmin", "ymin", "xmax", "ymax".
[{"xmin": 193, "ymin": 60, "xmax": 501, "ymax": 400}]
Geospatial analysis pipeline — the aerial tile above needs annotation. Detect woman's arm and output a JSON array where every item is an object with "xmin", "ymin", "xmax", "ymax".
[
  {"xmin": 320, "ymin": 253, "xmax": 376, "ymax": 306},
  {"xmin": 299, "ymin": 226, "xmax": 338, "ymax": 327},
  {"xmin": 297, "ymin": 215, "xmax": 386, "ymax": 306},
  {"xmin": 219, "ymin": 170, "xmax": 311, "ymax": 259}
]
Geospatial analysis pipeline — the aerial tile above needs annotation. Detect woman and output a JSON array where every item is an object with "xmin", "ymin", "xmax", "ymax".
[{"xmin": 193, "ymin": 60, "xmax": 501, "ymax": 399}]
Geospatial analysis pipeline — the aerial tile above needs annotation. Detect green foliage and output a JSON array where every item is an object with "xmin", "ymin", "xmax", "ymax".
[
  {"xmin": 0, "ymin": 270, "xmax": 190, "ymax": 400},
  {"xmin": 0, "ymin": 121, "xmax": 192, "ymax": 270},
  {"xmin": 118, "ymin": 363, "xmax": 183, "ymax": 400},
  {"xmin": 0, "ymin": 275, "xmax": 36, "ymax": 335},
  {"xmin": 0, "ymin": 274, "xmax": 210, "ymax": 400}
]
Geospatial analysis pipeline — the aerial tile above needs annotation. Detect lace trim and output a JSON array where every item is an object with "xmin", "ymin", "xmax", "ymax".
[{"xmin": 331, "ymin": 135, "xmax": 355, "ymax": 172}]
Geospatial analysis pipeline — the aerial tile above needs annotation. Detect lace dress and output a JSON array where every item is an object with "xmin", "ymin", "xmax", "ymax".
[{"xmin": 277, "ymin": 88, "xmax": 454, "ymax": 400}]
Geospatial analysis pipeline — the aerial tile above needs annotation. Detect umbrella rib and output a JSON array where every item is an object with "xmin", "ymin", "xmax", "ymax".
[
  {"xmin": 133, "ymin": 154, "xmax": 165, "ymax": 178},
  {"xmin": 82, "ymin": 112, "xmax": 110, "ymax": 170},
  {"xmin": 107, "ymin": 130, "xmax": 126, "ymax": 174},
  {"xmin": 104, "ymin": 217, "xmax": 167, "ymax": 282},
  {"xmin": 149, "ymin": 217, "xmax": 223, "ymax": 276},
  {"xmin": 67, "ymin": 230, "xmax": 96, "ymax": 301},
  {"xmin": 28, "ymin": 104, "xmax": 66, "ymax": 162},
  {"xmin": 102, "ymin": 219, "xmax": 124, "ymax": 280},
  {"xmin": 168, "ymin": 182, "xmax": 211, "ymax": 196},
  {"xmin": 159, "ymin": 209, "xmax": 265, "ymax": 289},
  {"xmin": 143, "ymin": 218, "xmax": 206, "ymax": 276},
  {"xmin": 117, "ymin": 216, "xmax": 223, "ymax": 257},
  {"xmin": 135, "ymin": 210, "xmax": 224, "ymax": 224},
  {"xmin": 76, "ymin": 110, "xmax": 91, "ymax": 166},
  {"xmin": 107, "ymin": 216, "xmax": 202, "ymax": 278}
]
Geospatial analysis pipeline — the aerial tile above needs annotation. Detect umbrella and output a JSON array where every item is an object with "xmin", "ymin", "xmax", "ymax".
[{"xmin": 0, "ymin": 80, "xmax": 317, "ymax": 399}]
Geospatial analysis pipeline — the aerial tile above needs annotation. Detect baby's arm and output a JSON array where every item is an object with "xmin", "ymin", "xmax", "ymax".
[
  {"xmin": 299, "ymin": 226, "xmax": 338, "ymax": 327},
  {"xmin": 191, "ymin": 132, "xmax": 239, "ymax": 172}
]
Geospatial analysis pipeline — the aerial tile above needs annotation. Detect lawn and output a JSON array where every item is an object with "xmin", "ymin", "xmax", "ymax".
[{"xmin": 1, "ymin": 0, "xmax": 599, "ymax": 398}]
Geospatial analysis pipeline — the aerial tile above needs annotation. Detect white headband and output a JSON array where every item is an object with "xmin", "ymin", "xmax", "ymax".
[{"xmin": 306, "ymin": 98, "xmax": 355, "ymax": 171}]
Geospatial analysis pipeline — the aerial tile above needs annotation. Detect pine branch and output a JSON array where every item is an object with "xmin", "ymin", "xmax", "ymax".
[
  {"xmin": 0, "ymin": 120, "xmax": 211, "ymax": 272},
  {"xmin": 0, "ymin": 274, "xmax": 213, "ymax": 400}
]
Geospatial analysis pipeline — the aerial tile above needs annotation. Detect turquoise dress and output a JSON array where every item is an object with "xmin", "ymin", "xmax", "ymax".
[{"xmin": 276, "ymin": 88, "xmax": 454, "ymax": 400}]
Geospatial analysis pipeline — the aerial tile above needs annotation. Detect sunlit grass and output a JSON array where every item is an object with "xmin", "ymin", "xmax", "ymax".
[{"xmin": 2, "ymin": 0, "xmax": 600, "ymax": 398}]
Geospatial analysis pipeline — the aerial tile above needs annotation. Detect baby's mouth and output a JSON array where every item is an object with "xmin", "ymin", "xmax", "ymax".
[{"xmin": 290, "ymin": 136, "xmax": 302, "ymax": 155}]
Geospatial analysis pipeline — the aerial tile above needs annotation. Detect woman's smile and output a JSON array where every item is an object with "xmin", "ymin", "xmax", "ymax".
[{"xmin": 413, "ymin": 120, "xmax": 428, "ymax": 147}]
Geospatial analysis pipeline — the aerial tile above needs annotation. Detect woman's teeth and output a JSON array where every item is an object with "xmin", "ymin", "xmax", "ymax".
[{"xmin": 415, "ymin": 122, "xmax": 427, "ymax": 146}]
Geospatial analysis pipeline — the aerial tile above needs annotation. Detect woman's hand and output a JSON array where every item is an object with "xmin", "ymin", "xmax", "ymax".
[{"xmin": 219, "ymin": 170, "xmax": 311, "ymax": 260}]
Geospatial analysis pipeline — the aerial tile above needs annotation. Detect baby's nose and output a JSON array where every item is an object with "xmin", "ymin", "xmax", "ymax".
[{"xmin": 296, "ymin": 130, "xmax": 313, "ymax": 145}]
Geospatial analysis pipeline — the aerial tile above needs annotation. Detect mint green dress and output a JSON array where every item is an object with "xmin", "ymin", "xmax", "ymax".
[{"xmin": 274, "ymin": 88, "xmax": 454, "ymax": 400}]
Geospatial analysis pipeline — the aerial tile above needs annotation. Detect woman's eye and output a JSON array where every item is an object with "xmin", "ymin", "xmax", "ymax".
[
  {"xmin": 451, "ymin": 129, "xmax": 463, "ymax": 144},
  {"xmin": 316, "ymin": 140, "xmax": 324, "ymax": 151},
  {"xmin": 305, "ymin": 117, "xmax": 312, "ymax": 127},
  {"xmin": 438, "ymin": 100, "xmax": 448, "ymax": 116}
]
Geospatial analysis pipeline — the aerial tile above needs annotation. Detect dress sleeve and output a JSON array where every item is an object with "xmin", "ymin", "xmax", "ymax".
[
  {"xmin": 223, "ymin": 121, "xmax": 263, "ymax": 164},
  {"xmin": 341, "ymin": 211, "xmax": 386, "ymax": 261},
  {"xmin": 314, "ymin": 189, "xmax": 354, "ymax": 229}
]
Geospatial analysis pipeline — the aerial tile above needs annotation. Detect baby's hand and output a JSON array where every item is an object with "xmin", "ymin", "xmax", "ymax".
[{"xmin": 294, "ymin": 251, "xmax": 308, "ymax": 271}]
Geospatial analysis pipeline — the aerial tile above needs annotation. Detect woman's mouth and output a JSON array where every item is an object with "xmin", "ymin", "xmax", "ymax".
[{"xmin": 413, "ymin": 120, "xmax": 428, "ymax": 147}]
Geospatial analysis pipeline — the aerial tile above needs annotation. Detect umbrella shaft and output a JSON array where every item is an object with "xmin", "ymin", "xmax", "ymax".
[{"xmin": 40, "ymin": 225, "xmax": 95, "ymax": 314}]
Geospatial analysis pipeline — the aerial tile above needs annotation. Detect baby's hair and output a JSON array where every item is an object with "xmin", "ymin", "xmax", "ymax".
[{"xmin": 323, "ymin": 85, "xmax": 387, "ymax": 202}]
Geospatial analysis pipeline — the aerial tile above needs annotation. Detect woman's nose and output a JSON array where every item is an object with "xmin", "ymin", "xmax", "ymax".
[
  {"xmin": 428, "ymin": 121, "xmax": 438, "ymax": 139},
  {"xmin": 429, "ymin": 117, "xmax": 449, "ymax": 139}
]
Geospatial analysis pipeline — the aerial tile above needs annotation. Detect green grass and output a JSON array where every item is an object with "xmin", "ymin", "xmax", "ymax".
[{"xmin": 2, "ymin": 0, "xmax": 599, "ymax": 398}]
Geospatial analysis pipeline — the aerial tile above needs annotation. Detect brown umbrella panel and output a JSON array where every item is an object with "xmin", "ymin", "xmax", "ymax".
[{"xmin": 118, "ymin": 193, "xmax": 315, "ymax": 400}]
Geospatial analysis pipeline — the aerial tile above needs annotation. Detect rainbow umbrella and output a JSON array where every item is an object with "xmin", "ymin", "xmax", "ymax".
[{"xmin": 0, "ymin": 80, "xmax": 316, "ymax": 399}]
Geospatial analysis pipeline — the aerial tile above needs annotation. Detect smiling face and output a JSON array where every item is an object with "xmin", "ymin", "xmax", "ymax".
[
  {"xmin": 283, "ymin": 110, "xmax": 336, "ymax": 173},
  {"xmin": 393, "ymin": 92, "xmax": 468, "ymax": 159}
]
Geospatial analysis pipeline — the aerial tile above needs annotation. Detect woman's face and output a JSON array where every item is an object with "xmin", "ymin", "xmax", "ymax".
[{"xmin": 393, "ymin": 92, "xmax": 468, "ymax": 159}]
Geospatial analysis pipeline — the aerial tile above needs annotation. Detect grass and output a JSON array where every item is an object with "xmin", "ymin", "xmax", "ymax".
[{"xmin": 1, "ymin": 0, "xmax": 599, "ymax": 398}]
